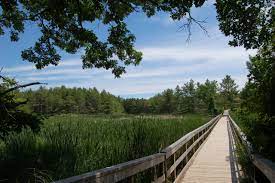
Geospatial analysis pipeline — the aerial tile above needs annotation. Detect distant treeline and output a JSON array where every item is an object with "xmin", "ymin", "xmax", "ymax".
[
  {"xmin": 21, "ymin": 87, "xmax": 124, "ymax": 114},
  {"xmin": 21, "ymin": 75, "xmax": 239, "ymax": 115}
]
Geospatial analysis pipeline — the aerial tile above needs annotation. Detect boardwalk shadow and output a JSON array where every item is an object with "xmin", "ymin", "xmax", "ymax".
[{"xmin": 226, "ymin": 118, "xmax": 242, "ymax": 183}]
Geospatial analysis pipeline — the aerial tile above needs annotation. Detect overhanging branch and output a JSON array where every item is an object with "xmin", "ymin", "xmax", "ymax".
[{"xmin": 0, "ymin": 82, "xmax": 47, "ymax": 96}]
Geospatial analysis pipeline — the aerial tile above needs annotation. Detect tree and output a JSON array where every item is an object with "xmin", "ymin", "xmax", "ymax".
[
  {"xmin": 237, "ymin": 44, "xmax": 275, "ymax": 161},
  {"xmin": 0, "ymin": 75, "xmax": 42, "ymax": 139},
  {"xmin": 160, "ymin": 89, "xmax": 175, "ymax": 114},
  {"xmin": 0, "ymin": 0, "xmax": 209, "ymax": 77},
  {"xmin": 181, "ymin": 80, "xmax": 196, "ymax": 113},
  {"xmin": 246, "ymin": 44, "xmax": 275, "ymax": 116},
  {"xmin": 216, "ymin": 0, "xmax": 274, "ymax": 161},
  {"xmin": 196, "ymin": 79, "xmax": 218, "ymax": 114},
  {"xmin": 174, "ymin": 85, "xmax": 185, "ymax": 114},
  {"xmin": 219, "ymin": 75, "xmax": 238, "ymax": 109},
  {"xmin": 85, "ymin": 87, "xmax": 101, "ymax": 113}
]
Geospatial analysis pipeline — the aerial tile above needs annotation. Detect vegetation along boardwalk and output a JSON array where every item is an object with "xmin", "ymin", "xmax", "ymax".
[
  {"xmin": 53, "ymin": 113, "xmax": 275, "ymax": 183},
  {"xmin": 179, "ymin": 116, "xmax": 241, "ymax": 183}
]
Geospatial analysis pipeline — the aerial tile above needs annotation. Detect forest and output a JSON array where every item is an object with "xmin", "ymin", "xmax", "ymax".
[
  {"xmin": 0, "ymin": 0, "xmax": 274, "ymax": 182},
  {"xmin": 20, "ymin": 75, "xmax": 238, "ymax": 116},
  {"xmin": 1, "ymin": 74, "xmax": 239, "ymax": 182}
]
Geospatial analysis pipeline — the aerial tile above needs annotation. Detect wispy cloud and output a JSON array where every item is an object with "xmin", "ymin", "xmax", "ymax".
[
  {"xmin": 3, "ymin": 43, "xmax": 253, "ymax": 98},
  {"xmin": 139, "ymin": 46, "xmax": 255, "ymax": 62},
  {"xmin": 4, "ymin": 65, "xmax": 35, "ymax": 72}
]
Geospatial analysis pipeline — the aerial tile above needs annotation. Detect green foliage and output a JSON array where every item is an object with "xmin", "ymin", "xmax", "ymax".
[
  {"xmin": 216, "ymin": 0, "xmax": 275, "ymax": 164},
  {"xmin": 0, "ymin": 114, "xmax": 209, "ymax": 182},
  {"xmin": 21, "ymin": 86, "xmax": 124, "ymax": 115},
  {"xmin": 0, "ymin": 0, "xmax": 210, "ymax": 77},
  {"xmin": 123, "ymin": 98, "xmax": 149, "ymax": 114},
  {"xmin": 216, "ymin": 0, "xmax": 273, "ymax": 49},
  {"xmin": 159, "ymin": 89, "xmax": 176, "ymax": 113},
  {"xmin": 124, "ymin": 78, "xmax": 236, "ymax": 115},
  {"xmin": 220, "ymin": 75, "xmax": 238, "ymax": 109},
  {"xmin": 0, "ymin": 76, "xmax": 41, "ymax": 139},
  {"xmin": 180, "ymin": 80, "xmax": 196, "ymax": 113},
  {"xmin": 235, "ymin": 142, "xmax": 254, "ymax": 183},
  {"xmin": 233, "ymin": 43, "xmax": 275, "ymax": 161},
  {"xmin": 197, "ymin": 79, "xmax": 219, "ymax": 114},
  {"xmin": 246, "ymin": 44, "xmax": 275, "ymax": 115},
  {"xmin": 18, "ymin": 76, "xmax": 239, "ymax": 117}
]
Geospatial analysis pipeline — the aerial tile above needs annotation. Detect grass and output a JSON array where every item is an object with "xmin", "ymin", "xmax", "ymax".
[{"xmin": 0, "ymin": 113, "xmax": 210, "ymax": 182}]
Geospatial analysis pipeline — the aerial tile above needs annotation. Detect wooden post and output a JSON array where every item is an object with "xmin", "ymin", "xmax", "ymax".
[
  {"xmin": 173, "ymin": 153, "xmax": 177, "ymax": 180},
  {"xmin": 130, "ymin": 176, "xmax": 134, "ymax": 183},
  {"xmin": 185, "ymin": 143, "xmax": 188, "ymax": 163},
  {"xmin": 163, "ymin": 161, "xmax": 166, "ymax": 183},
  {"xmin": 154, "ymin": 165, "xmax": 157, "ymax": 181},
  {"xmin": 192, "ymin": 136, "xmax": 195, "ymax": 154}
]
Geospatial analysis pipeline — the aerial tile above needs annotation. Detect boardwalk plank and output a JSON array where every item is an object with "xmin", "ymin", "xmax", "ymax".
[{"xmin": 179, "ymin": 116, "xmax": 241, "ymax": 183}]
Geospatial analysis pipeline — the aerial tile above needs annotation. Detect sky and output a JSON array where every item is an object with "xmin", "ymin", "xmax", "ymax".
[{"xmin": 0, "ymin": 1, "xmax": 256, "ymax": 98}]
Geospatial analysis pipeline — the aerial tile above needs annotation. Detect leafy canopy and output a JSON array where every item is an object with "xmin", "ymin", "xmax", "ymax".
[
  {"xmin": 0, "ymin": 76, "xmax": 42, "ymax": 139},
  {"xmin": 216, "ymin": 0, "xmax": 273, "ymax": 49},
  {"xmin": 1, "ymin": 0, "xmax": 273, "ymax": 77},
  {"xmin": 0, "ymin": 0, "xmax": 208, "ymax": 77}
]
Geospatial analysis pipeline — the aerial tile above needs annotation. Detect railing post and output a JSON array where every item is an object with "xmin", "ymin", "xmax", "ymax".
[
  {"xmin": 185, "ymin": 143, "xmax": 188, "ymax": 163},
  {"xmin": 173, "ymin": 153, "xmax": 177, "ymax": 180},
  {"xmin": 153, "ymin": 165, "xmax": 157, "ymax": 181},
  {"xmin": 130, "ymin": 176, "xmax": 134, "ymax": 183},
  {"xmin": 164, "ymin": 155, "xmax": 167, "ymax": 183},
  {"xmin": 192, "ymin": 136, "xmax": 195, "ymax": 154}
]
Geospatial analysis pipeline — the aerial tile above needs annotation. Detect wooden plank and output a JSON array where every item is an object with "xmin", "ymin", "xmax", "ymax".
[
  {"xmin": 163, "ymin": 115, "xmax": 221, "ymax": 158},
  {"xmin": 174, "ymin": 131, "xmax": 209, "ymax": 183},
  {"xmin": 178, "ymin": 117, "xmax": 234, "ymax": 183},
  {"xmin": 166, "ymin": 125, "xmax": 213, "ymax": 177},
  {"xmin": 54, "ymin": 153, "xmax": 165, "ymax": 183},
  {"xmin": 252, "ymin": 154, "xmax": 275, "ymax": 182},
  {"xmin": 152, "ymin": 174, "xmax": 165, "ymax": 183}
]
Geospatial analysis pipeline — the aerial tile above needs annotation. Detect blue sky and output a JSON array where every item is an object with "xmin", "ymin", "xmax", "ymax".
[{"xmin": 0, "ymin": 1, "xmax": 256, "ymax": 98}]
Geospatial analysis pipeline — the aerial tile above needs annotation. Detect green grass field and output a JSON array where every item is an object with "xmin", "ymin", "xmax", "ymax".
[{"xmin": 0, "ymin": 114, "xmax": 210, "ymax": 182}]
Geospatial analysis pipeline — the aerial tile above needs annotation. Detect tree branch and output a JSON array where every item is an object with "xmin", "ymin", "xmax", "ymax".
[
  {"xmin": 0, "ymin": 82, "xmax": 47, "ymax": 96},
  {"xmin": 178, "ymin": 11, "xmax": 209, "ymax": 42}
]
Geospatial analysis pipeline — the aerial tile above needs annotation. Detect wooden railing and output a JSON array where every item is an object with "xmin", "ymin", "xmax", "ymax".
[
  {"xmin": 54, "ymin": 114, "xmax": 221, "ymax": 183},
  {"xmin": 228, "ymin": 114, "xmax": 275, "ymax": 182}
]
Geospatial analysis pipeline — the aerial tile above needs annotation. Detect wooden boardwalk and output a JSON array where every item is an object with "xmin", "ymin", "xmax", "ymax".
[{"xmin": 179, "ymin": 116, "xmax": 241, "ymax": 183}]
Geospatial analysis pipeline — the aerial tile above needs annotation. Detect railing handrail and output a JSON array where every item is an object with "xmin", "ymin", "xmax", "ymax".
[
  {"xmin": 53, "ymin": 114, "xmax": 221, "ymax": 183},
  {"xmin": 162, "ymin": 115, "xmax": 220, "ymax": 158},
  {"xmin": 228, "ymin": 115, "xmax": 253, "ymax": 155},
  {"xmin": 228, "ymin": 113, "xmax": 275, "ymax": 182},
  {"xmin": 54, "ymin": 153, "xmax": 165, "ymax": 183}
]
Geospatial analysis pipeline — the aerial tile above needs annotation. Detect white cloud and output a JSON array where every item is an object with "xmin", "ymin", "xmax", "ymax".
[
  {"xmin": 139, "ymin": 46, "xmax": 255, "ymax": 62},
  {"xmin": 4, "ymin": 65, "xmax": 35, "ymax": 72},
  {"xmin": 4, "ymin": 58, "xmax": 83, "ymax": 73},
  {"xmin": 147, "ymin": 15, "xmax": 177, "ymax": 26},
  {"xmin": 24, "ymin": 75, "xmax": 99, "ymax": 82},
  {"xmin": 3, "ymin": 43, "xmax": 252, "ymax": 98}
]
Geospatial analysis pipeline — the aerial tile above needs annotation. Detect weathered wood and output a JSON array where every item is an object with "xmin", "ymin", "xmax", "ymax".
[
  {"xmin": 175, "ymin": 130, "xmax": 210, "ymax": 183},
  {"xmin": 179, "ymin": 117, "xmax": 235, "ymax": 183},
  {"xmin": 252, "ymin": 154, "xmax": 275, "ymax": 182},
  {"xmin": 166, "ymin": 125, "xmax": 213, "ymax": 177},
  {"xmin": 152, "ymin": 174, "xmax": 165, "ymax": 183},
  {"xmin": 162, "ymin": 115, "xmax": 221, "ymax": 158},
  {"xmin": 173, "ymin": 154, "xmax": 177, "ymax": 179},
  {"xmin": 54, "ymin": 153, "xmax": 165, "ymax": 183}
]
